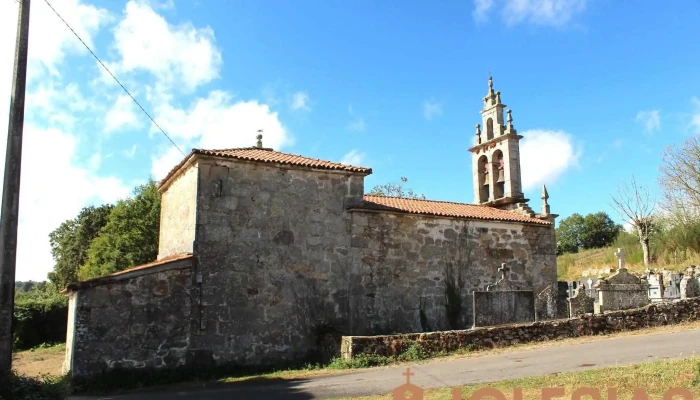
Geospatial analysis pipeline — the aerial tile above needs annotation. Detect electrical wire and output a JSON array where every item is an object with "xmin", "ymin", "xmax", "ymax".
[{"xmin": 41, "ymin": 0, "xmax": 187, "ymax": 157}]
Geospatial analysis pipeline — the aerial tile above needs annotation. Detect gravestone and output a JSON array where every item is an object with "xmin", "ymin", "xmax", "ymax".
[
  {"xmin": 680, "ymin": 266, "xmax": 700, "ymax": 299},
  {"xmin": 568, "ymin": 283, "xmax": 595, "ymax": 317},
  {"xmin": 647, "ymin": 272, "xmax": 664, "ymax": 302},
  {"xmin": 473, "ymin": 264, "xmax": 535, "ymax": 328},
  {"xmin": 593, "ymin": 248, "xmax": 650, "ymax": 312},
  {"xmin": 535, "ymin": 282, "xmax": 570, "ymax": 321},
  {"xmin": 664, "ymin": 272, "xmax": 682, "ymax": 299}
]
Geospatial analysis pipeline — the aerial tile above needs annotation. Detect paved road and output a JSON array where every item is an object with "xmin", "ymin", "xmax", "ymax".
[{"xmin": 70, "ymin": 328, "xmax": 700, "ymax": 400}]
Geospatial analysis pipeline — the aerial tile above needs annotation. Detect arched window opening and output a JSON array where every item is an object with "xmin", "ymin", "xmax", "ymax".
[
  {"xmin": 486, "ymin": 118, "xmax": 494, "ymax": 141},
  {"xmin": 493, "ymin": 150, "xmax": 505, "ymax": 199},
  {"xmin": 478, "ymin": 155, "xmax": 489, "ymax": 203}
]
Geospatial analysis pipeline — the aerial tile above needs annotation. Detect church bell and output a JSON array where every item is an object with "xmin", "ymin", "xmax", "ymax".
[
  {"xmin": 497, "ymin": 169, "xmax": 505, "ymax": 183},
  {"xmin": 483, "ymin": 173, "xmax": 489, "ymax": 186}
]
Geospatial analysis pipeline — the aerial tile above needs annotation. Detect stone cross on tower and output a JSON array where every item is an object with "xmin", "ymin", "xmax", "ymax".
[
  {"xmin": 615, "ymin": 248, "xmax": 626, "ymax": 271},
  {"xmin": 498, "ymin": 263, "xmax": 509, "ymax": 280}
]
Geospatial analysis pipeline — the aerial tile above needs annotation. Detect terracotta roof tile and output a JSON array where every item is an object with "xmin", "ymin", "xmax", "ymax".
[
  {"xmin": 355, "ymin": 195, "xmax": 551, "ymax": 225},
  {"xmin": 159, "ymin": 147, "xmax": 372, "ymax": 189}
]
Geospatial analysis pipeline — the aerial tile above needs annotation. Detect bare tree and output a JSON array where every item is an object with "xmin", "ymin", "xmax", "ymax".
[
  {"xmin": 659, "ymin": 136, "xmax": 700, "ymax": 226},
  {"xmin": 367, "ymin": 176, "xmax": 426, "ymax": 199},
  {"xmin": 610, "ymin": 175, "xmax": 656, "ymax": 266}
]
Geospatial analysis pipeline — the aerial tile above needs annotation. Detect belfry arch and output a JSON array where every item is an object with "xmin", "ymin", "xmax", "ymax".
[
  {"xmin": 477, "ymin": 154, "xmax": 489, "ymax": 203},
  {"xmin": 492, "ymin": 150, "xmax": 505, "ymax": 199}
]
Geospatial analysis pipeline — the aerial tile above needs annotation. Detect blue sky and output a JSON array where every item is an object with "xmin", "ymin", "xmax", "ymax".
[{"xmin": 2, "ymin": 0, "xmax": 700, "ymax": 281}]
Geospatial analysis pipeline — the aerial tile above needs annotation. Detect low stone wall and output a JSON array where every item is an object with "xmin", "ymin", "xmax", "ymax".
[{"xmin": 341, "ymin": 297, "xmax": 700, "ymax": 360}]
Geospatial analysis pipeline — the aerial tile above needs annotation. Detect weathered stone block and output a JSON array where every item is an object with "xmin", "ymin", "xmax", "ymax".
[{"xmin": 473, "ymin": 290, "xmax": 535, "ymax": 327}]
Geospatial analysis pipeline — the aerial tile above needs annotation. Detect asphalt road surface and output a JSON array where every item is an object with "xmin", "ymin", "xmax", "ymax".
[{"xmin": 69, "ymin": 328, "xmax": 700, "ymax": 400}]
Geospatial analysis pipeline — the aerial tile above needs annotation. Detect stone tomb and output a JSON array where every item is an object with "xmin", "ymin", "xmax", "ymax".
[
  {"xmin": 568, "ymin": 284, "xmax": 595, "ymax": 317},
  {"xmin": 535, "ymin": 282, "xmax": 570, "ymax": 321},
  {"xmin": 594, "ymin": 249, "xmax": 650, "ymax": 313},
  {"xmin": 680, "ymin": 266, "xmax": 700, "ymax": 299},
  {"xmin": 473, "ymin": 264, "xmax": 535, "ymax": 327},
  {"xmin": 646, "ymin": 270, "xmax": 682, "ymax": 302}
]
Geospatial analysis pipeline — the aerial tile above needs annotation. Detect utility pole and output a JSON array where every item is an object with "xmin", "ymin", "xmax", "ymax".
[{"xmin": 0, "ymin": 0, "xmax": 30, "ymax": 376}]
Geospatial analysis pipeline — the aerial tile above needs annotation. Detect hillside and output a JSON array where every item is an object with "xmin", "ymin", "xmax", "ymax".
[{"xmin": 557, "ymin": 233, "xmax": 699, "ymax": 281}]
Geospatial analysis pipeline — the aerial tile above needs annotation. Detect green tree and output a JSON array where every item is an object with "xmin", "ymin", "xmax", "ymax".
[
  {"xmin": 367, "ymin": 176, "xmax": 426, "ymax": 199},
  {"xmin": 78, "ymin": 179, "xmax": 161, "ymax": 280},
  {"xmin": 47, "ymin": 204, "xmax": 113, "ymax": 288},
  {"xmin": 556, "ymin": 213, "xmax": 584, "ymax": 254},
  {"xmin": 580, "ymin": 212, "xmax": 621, "ymax": 249}
]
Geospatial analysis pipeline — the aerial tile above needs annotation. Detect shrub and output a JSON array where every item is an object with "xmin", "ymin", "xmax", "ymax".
[
  {"xmin": 0, "ymin": 371, "xmax": 67, "ymax": 400},
  {"xmin": 13, "ymin": 296, "xmax": 68, "ymax": 351}
]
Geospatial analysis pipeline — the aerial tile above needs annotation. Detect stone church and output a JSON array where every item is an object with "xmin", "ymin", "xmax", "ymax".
[{"xmin": 62, "ymin": 77, "xmax": 558, "ymax": 379}]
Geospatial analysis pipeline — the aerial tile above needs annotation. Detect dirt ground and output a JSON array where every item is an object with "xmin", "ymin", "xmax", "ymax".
[{"xmin": 12, "ymin": 344, "xmax": 65, "ymax": 377}]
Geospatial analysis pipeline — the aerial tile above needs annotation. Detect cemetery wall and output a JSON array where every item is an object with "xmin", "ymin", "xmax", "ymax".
[{"xmin": 341, "ymin": 296, "xmax": 700, "ymax": 360}]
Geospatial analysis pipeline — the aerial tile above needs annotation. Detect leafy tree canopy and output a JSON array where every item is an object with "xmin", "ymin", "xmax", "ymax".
[
  {"xmin": 556, "ymin": 211, "xmax": 621, "ymax": 255},
  {"xmin": 78, "ymin": 179, "xmax": 161, "ymax": 281},
  {"xmin": 48, "ymin": 204, "xmax": 113, "ymax": 288}
]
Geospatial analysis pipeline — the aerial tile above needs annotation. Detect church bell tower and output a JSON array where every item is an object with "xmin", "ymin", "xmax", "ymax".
[{"xmin": 468, "ymin": 76, "xmax": 527, "ymax": 210}]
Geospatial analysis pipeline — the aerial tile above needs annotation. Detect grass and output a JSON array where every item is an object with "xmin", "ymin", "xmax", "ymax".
[
  {"xmin": 12, "ymin": 343, "xmax": 66, "ymax": 378},
  {"xmin": 336, "ymin": 357, "xmax": 700, "ymax": 400},
  {"xmin": 557, "ymin": 241, "xmax": 700, "ymax": 281}
]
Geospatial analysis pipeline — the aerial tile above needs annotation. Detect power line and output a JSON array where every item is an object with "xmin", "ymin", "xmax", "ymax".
[{"xmin": 42, "ymin": 0, "xmax": 187, "ymax": 157}]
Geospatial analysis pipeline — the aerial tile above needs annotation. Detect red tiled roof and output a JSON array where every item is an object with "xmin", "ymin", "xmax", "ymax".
[
  {"xmin": 63, "ymin": 253, "xmax": 194, "ymax": 292},
  {"xmin": 158, "ymin": 147, "xmax": 372, "ymax": 189},
  {"xmin": 354, "ymin": 195, "xmax": 551, "ymax": 225}
]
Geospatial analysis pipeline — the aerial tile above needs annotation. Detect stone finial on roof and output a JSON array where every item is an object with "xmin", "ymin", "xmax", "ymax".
[
  {"xmin": 475, "ymin": 124, "xmax": 482, "ymax": 144},
  {"xmin": 256, "ymin": 130, "xmax": 263, "ymax": 148},
  {"xmin": 541, "ymin": 185, "xmax": 550, "ymax": 216},
  {"xmin": 507, "ymin": 109, "xmax": 513, "ymax": 125}
]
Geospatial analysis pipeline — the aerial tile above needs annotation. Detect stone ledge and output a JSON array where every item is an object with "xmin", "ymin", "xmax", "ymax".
[{"xmin": 340, "ymin": 297, "xmax": 700, "ymax": 360}]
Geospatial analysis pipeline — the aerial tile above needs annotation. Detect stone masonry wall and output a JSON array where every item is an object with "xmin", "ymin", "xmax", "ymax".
[
  {"xmin": 190, "ymin": 157, "xmax": 555, "ymax": 369},
  {"xmin": 69, "ymin": 267, "xmax": 192, "ymax": 378},
  {"xmin": 192, "ymin": 158, "xmax": 365, "ymax": 368},
  {"xmin": 347, "ymin": 212, "xmax": 556, "ymax": 334},
  {"xmin": 341, "ymin": 297, "xmax": 700, "ymax": 360},
  {"xmin": 158, "ymin": 162, "xmax": 198, "ymax": 260}
]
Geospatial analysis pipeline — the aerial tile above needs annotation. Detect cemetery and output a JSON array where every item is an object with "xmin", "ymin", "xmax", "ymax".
[{"xmin": 341, "ymin": 248, "xmax": 700, "ymax": 360}]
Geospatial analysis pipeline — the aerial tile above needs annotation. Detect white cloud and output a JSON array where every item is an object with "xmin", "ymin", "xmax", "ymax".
[
  {"xmin": 289, "ymin": 91, "xmax": 311, "ymax": 112},
  {"xmin": 474, "ymin": 0, "xmax": 588, "ymax": 27},
  {"xmin": 346, "ymin": 105, "xmax": 366, "ymax": 132},
  {"xmin": 151, "ymin": 146, "xmax": 185, "ymax": 183},
  {"xmin": 150, "ymin": 91, "xmax": 293, "ymax": 180},
  {"xmin": 25, "ymin": 0, "xmax": 111, "ymax": 79},
  {"xmin": 636, "ymin": 110, "xmax": 661, "ymax": 134},
  {"xmin": 124, "ymin": 144, "xmax": 138, "ymax": 158},
  {"xmin": 691, "ymin": 97, "xmax": 700, "ymax": 134},
  {"xmin": 112, "ymin": 0, "xmax": 222, "ymax": 92},
  {"xmin": 519, "ymin": 129, "xmax": 581, "ymax": 191},
  {"xmin": 340, "ymin": 149, "xmax": 365, "ymax": 166},
  {"xmin": 105, "ymin": 95, "xmax": 140, "ymax": 133},
  {"xmin": 346, "ymin": 119, "xmax": 366, "ymax": 132},
  {"xmin": 423, "ymin": 100, "xmax": 443, "ymax": 120},
  {"xmin": 0, "ymin": 0, "xmax": 129, "ymax": 282},
  {"xmin": 473, "ymin": 0, "xmax": 494, "ymax": 22},
  {"xmin": 13, "ymin": 127, "xmax": 129, "ymax": 281}
]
